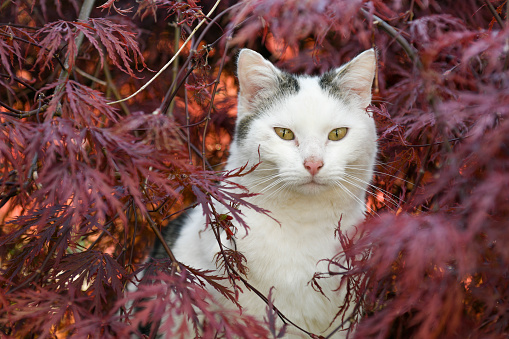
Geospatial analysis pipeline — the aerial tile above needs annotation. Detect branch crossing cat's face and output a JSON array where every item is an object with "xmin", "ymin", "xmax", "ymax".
[{"xmin": 230, "ymin": 49, "xmax": 377, "ymax": 205}]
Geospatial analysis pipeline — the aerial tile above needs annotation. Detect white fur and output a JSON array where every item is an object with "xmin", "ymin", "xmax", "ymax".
[{"xmin": 172, "ymin": 49, "xmax": 377, "ymax": 338}]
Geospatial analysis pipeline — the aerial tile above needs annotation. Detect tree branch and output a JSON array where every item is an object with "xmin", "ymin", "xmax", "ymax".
[
  {"xmin": 56, "ymin": 0, "xmax": 96, "ymax": 81},
  {"xmin": 146, "ymin": 213, "xmax": 181, "ymax": 273},
  {"xmin": 361, "ymin": 8, "xmax": 423, "ymax": 69},
  {"xmin": 483, "ymin": 0, "xmax": 504, "ymax": 28},
  {"xmin": 0, "ymin": 100, "xmax": 47, "ymax": 118},
  {"xmin": 201, "ymin": 36, "xmax": 230, "ymax": 170},
  {"xmin": 107, "ymin": 0, "xmax": 222, "ymax": 105},
  {"xmin": 160, "ymin": 61, "xmax": 195, "ymax": 115},
  {"xmin": 166, "ymin": 5, "xmax": 183, "ymax": 117},
  {"xmin": 0, "ymin": 73, "xmax": 38, "ymax": 92},
  {"xmin": 103, "ymin": 61, "xmax": 131, "ymax": 116}
]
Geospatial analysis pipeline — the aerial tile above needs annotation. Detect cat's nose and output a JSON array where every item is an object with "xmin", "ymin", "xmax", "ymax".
[{"xmin": 304, "ymin": 158, "xmax": 324, "ymax": 176}]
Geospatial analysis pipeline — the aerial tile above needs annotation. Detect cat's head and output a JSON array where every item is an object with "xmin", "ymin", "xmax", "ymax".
[{"xmin": 231, "ymin": 49, "xmax": 377, "ymax": 199}]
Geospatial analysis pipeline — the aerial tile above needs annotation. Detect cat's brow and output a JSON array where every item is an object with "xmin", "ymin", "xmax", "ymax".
[{"xmin": 235, "ymin": 72, "xmax": 300, "ymax": 142}]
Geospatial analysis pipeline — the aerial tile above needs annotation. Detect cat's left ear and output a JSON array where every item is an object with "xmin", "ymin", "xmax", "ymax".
[
  {"xmin": 327, "ymin": 49, "xmax": 377, "ymax": 108},
  {"xmin": 236, "ymin": 49, "xmax": 282, "ymax": 114}
]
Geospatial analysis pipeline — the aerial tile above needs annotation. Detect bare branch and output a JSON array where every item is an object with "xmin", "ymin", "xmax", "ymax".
[
  {"xmin": 107, "ymin": 0, "xmax": 222, "ymax": 105},
  {"xmin": 361, "ymin": 8, "xmax": 423, "ymax": 69},
  {"xmin": 483, "ymin": 0, "xmax": 504, "ymax": 28}
]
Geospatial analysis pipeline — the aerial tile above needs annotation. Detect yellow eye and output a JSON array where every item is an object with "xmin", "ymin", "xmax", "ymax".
[
  {"xmin": 328, "ymin": 127, "xmax": 348, "ymax": 141},
  {"xmin": 274, "ymin": 127, "xmax": 295, "ymax": 140}
]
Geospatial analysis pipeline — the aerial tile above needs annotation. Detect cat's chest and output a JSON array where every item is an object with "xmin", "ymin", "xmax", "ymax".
[
  {"xmin": 237, "ymin": 206, "xmax": 347, "ymax": 283},
  {"xmin": 232, "ymin": 209, "xmax": 348, "ymax": 333}
]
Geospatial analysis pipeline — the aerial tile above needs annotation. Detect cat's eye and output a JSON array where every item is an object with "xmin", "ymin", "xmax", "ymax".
[
  {"xmin": 274, "ymin": 127, "xmax": 295, "ymax": 140},
  {"xmin": 328, "ymin": 127, "xmax": 348, "ymax": 141}
]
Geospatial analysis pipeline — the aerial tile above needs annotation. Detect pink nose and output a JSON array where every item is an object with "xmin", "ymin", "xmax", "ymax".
[{"xmin": 304, "ymin": 158, "xmax": 324, "ymax": 176}]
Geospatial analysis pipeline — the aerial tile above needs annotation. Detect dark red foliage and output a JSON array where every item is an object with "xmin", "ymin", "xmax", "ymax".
[{"xmin": 1, "ymin": 0, "xmax": 509, "ymax": 338}]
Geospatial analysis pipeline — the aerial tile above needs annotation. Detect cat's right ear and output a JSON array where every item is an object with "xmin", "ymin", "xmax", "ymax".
[
  {"xmin": 328, "ymin": 49, "xmax": 377, "ymax": 108},
  {"xmin": 237, "ymin": 49, "xmax": 281, "ymax": 114}
]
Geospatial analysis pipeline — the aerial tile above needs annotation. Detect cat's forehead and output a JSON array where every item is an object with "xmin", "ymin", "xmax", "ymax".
[{"xmin": 271, "ymin": 76, "xmax": 350, "ymax": 123}]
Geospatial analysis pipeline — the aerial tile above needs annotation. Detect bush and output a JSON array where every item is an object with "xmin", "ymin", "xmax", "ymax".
[{"xmin": 1, "ymin": 0, "xmax": 508, "ymax": 337}]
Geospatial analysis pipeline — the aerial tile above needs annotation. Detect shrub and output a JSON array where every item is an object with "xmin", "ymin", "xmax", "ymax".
[{"xmin": 1, "ymin": 0, "xmax": 508, "ymax": 337}]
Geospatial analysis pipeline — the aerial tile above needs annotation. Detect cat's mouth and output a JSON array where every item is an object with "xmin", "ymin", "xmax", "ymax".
[
  {"xmin": 297, "ymin": 179, "xmax": 329, "ymax": 195},
  {"xmin": 302, "ymin": 178, "xmax": 327, "ymax": 188}
]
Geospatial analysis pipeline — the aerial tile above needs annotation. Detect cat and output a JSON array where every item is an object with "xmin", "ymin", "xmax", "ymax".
[{"xmin": 150, "ymin": 48, "xmax": 377, "ymax": 338}]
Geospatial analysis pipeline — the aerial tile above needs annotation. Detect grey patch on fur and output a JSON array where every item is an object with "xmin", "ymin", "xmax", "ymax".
[
  {"xmin": 236, "ymin": 72, "xmax": 300, "ymax": 142},
  {"xmin": 150, "ymin": 212, "xmax": 188, "ymax": 259},
  {"xmin": 319, "ymin": 70, "xmax": 349, "ymax": 103},
  {"xmin": 236, "ymin": 113, "xmax": 258, "ymax": 142}
]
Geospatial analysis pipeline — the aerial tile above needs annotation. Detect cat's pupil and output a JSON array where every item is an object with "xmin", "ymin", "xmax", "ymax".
[
  {"xmin": 274, "ymin": 127, "xmax": 294, "ymax": 140},
  {"xmin": 328, "ymin": 127, "xmax": 348, "ymax": 141}
]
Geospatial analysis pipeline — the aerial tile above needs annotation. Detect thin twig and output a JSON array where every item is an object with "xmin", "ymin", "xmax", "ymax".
[
  {"xmin": 483, "ymin": 0, "xmax": 504, "ymax": 28},
  {"xmin": 405, "ymin": 132, "xmax": 436, "ymax": 204},
  {"xmin": 159, "ymin": 53, "xmax": 192, "ymax": 113},
  {"xmin": 75, "ymin": 67, "xmax": 107, "ymax": 86},
  {"xmin": 107, "ymin": 0, "xmax": 222, "ymax": 105},
  {"xmin": 161, "ymin": 62, "xmax": 195, "ymax": 115},
  {"xmin": 191, "ymin": 2, "xmax": 243, "ymax": 51},
  {"xmin": 174, "ymin": 2, "xmax": 243, "ymax": 167},
  {"xmin": 148, "ymin": 196, "xmax": 176, "ymax": 214},
  {"xmin": 361, "ymin": 8, "xmax": 423, "ymax": 69},
  {"xmin": 175, "ymin": 127, "xmax": 213, "ymax": 170},
  {"xmin": 103, "ymin": 61, "xmax": 131, "ymax": 116},
  {"xmin": 0, "ymin": 73, "xmax": 38, "ymax": 92},
  {"xmin": 178, "ymin": 116, "xmax": 214, "ymax": 129},
  {"xmin": 0, "ymin": 100, "xmax": 48, "ymax": 117},
  {"xmin": 167, "ymin": 5, "xmax": 183, "ymax": 117},
  {"xmin": 408, "ymin": 0, "xmax": 415, "ymax": 21},
  {"xmin": 25, "ymin": 151, "xmax": 39, "ymax": 188},
  {"xmin": 129, "ymin": 202, "xmax": 138, "ymax": 270},
  {"xmin": 0, "ymin": 23, "xmax": 40, "ymax": 30},
  {"xmin": 146, "ymin": 213, "xmax": 181, "ymax": 272},
  {"xmin": 185, "ymin": 73, "xmax": 193, "ymax": 165},
  {"xmin": 201, "ymin": 36, "xmax": 230, "ymax": 170},
  {"xmin": 403, "ymin": 136, "xmax": 466, "ymax": 147},
  {"xmin": 161, "ymin": 203, "xmax": 199, "ymax": 220},
  {"xmin": 502, "ymin": 0, "xmax": 509, "ymax": 27},
  {"xmin": 324, "ymin": 302, "xmax": 362, "ymax": 339},
  {"xmin": 87, "ymin": 209, "xmax": 124, "ymax": 251}
]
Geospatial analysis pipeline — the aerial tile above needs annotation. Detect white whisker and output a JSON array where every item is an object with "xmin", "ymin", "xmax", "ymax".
[
  {"xmin": 333, "ymin": 180, "xmax": 379, "ymax": 217},
  {"xmin": 340, "ymin": 176, "xmax": 396, "ymax": 212},
  {"xmin": 250, "ymin": 174, "xmax": 281, "ymax": 187},
  {"xmin": 343, "ymin": 173, "xmax": 404, "ymax": 208},
  {"xmin": 261, "ymin": 183, "xmax": 289, "ymax": 203},
  {"xmin": 344, "ymin": 165, "xmax": 413, "ymax": 185},
  {"xmin": 258, "ymin": 178, "xmax": 284, "ymax": 194}
]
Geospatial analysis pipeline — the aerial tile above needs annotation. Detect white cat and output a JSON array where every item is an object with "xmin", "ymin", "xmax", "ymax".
[{"xmin": 156, "ymin": 48, "xmax": 377, "ymax": 338}]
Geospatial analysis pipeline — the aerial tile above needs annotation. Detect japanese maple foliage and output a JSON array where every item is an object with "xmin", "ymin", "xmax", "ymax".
[{"xmin": 1, "ymin": 0, "xmax": 508, "ymax": 338}]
